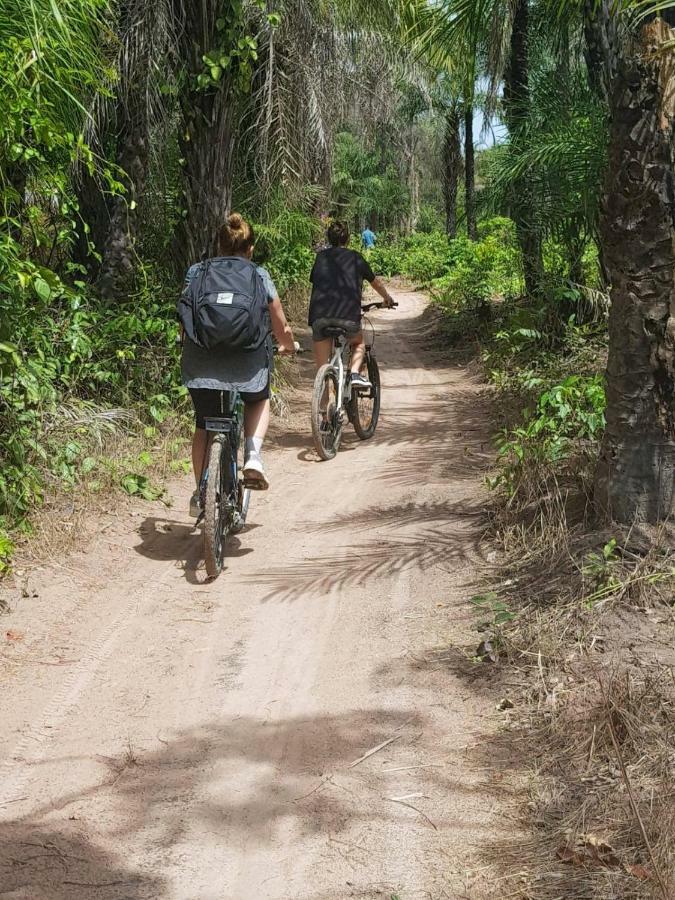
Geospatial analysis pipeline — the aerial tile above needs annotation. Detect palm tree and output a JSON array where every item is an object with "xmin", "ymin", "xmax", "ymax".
[
  {"xmin": 96, "ymin": 0, "xmax": 178, "ymax": 297},
  {"xmin": 463, "ymin": 100, "xmax": 478, "ymax": 239},
  {"xmin": 412, "ymin": 0, "xmax": 543, "ymax": 280},
  {"xmin": 442, "ymin": 101, "xmax": 462, "ymax": 237},
  {"xmin": 592, "ymin": 5, "xmax": 675, "ymax": 522},
  {"xmin": 503, "ymin": 0, "xmax": 541, "ymax": 290}
]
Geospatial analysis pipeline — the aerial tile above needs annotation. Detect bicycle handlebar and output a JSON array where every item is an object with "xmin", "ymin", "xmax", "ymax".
[
  {"xmin": 361, "ymin": 301, "xmax": 398, "ymax": 312},
  {"xmin": 274, "ymin": 341, "xmax": 304, "ymax": 355}
]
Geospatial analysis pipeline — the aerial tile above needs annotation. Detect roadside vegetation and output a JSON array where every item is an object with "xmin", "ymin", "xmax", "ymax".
[{"xmin": 1, "ymin": 0, "xmax": 674, "ymax": 895}]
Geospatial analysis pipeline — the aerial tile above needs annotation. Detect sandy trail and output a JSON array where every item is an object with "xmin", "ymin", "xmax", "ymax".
[{"xmin": 0, "ymin": 289, "xmax": 503, "ymax": 900}]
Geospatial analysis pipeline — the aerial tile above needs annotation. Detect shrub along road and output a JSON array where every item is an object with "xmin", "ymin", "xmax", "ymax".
[{"xmin": 0, "ymin": 289, "xmax": 509, "ymax": 900}]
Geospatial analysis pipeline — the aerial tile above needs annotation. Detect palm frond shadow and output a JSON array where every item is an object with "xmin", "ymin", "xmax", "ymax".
[
  {"xmin": 300, "ymin": 497, "xmax": 486, "ymax": 534},
  {"xmin": 372, "ymin": 389, "xmax": 494, "ymax": 489},
  {"xmin": 250, "ymin": 522, "xmax": 484, "ymax": 603}
]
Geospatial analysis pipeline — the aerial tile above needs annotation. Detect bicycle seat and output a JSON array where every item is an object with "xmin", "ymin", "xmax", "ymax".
[{"xmin": 322, "ymin": 326, "xmax": 348, "ymax": 338}]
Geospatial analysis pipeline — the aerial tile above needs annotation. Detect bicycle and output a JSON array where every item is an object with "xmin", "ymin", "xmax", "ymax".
[
  {"xmin": 198, "ymin": 391, "xmax": 251, "ymax": 579},
  {"xmin": 310, "ymin": 301, "xmax": 397, "ymax": 460}
]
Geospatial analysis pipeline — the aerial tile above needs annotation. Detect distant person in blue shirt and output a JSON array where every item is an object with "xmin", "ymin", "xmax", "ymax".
[{"xmin": 361, "ymin": 227, "xmax": 376, "ymax": 250}]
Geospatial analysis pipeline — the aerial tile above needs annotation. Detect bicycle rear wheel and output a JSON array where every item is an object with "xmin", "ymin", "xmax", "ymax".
[
  {"xmin": 311, "ymin": 365, "xmax": 342, "ymax": 460},
  {"xmin": 351, "ymin": 351, "xmax": 381, "ymax": 440},
  {"xmin": 204, "ymin": 435, "xmax": 231, "ymax": 578}
]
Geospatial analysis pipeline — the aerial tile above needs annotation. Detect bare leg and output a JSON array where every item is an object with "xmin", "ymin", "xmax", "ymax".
[
  {"xmin": 243, "ymin": 398, "xmax": 271, "ymax": 489},
  {"xmin": 313, "ymin": 338, "xmax": 332, "ymax": 370},
  {"xmin": 349, "ymin": 333, "xmax": 366, "ymax": 374},
  {"xmin": 244, "ymin": 398, "xmax": 270, "ymax": 440},
  {"xmin": 191, "ymin": 428, "xmax": 209, "ymax": 485}
]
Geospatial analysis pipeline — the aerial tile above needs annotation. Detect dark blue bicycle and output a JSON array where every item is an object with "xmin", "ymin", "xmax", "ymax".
[{"xmin": 200, "ymin": 391, "xmax": 250, "ymax": 579}]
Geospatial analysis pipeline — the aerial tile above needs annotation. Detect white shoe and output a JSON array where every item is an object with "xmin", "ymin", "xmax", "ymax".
[
  {"xmin": 189, "ymin": 490, "xmax": 201, "ymax": 518},
  {"xmin": 243, "ymin": 455, "xmax": 269, "ymax": 490}
]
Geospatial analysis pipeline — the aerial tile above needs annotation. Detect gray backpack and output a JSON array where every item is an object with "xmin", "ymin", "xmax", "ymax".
[{"xmin": 178, "ymin": 256, "xmax": 269, "ymax": 352}]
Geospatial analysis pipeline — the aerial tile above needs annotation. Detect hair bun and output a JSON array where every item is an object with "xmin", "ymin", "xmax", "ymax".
[{"xmin": 228, "ymin": 212, "xmax": 244, "ymax": 229}]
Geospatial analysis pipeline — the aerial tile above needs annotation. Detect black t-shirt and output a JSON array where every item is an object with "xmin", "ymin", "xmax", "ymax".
[{"xmin": 308, "ymin": 247, "xmax": 376, "ymax": 324}]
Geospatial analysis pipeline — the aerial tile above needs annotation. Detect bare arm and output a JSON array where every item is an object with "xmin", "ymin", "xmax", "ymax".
[
  {"xmin": 370, "ymin": 276, "xmax": 395, "ymax": 308},
  {"xmin": 269, "ymin": 296, "xmax": 296, "ymax": 353}
]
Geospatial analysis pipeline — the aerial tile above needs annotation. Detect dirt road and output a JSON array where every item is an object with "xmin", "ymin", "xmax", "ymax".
[{"xmin": 0, "ymin": 289, "xmax": 503, "ymax": 899}]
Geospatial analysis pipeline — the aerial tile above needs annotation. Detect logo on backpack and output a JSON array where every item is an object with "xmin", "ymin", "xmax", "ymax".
[{"xmin": 177, "ymin": 257, "xmax": 269, "ymax": 352}]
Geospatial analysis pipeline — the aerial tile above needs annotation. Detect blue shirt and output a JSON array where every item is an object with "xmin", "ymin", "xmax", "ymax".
[{"xmin": 361, "ymin": 228, "xmax": 376, "ymax": 249}]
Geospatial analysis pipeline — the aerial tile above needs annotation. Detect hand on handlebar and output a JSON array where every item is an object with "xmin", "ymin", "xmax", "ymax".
[
  {"xmin": 362, "ymin": 299, "xmax": 398, "ymax": 312},
  {"xmin": 275, "ymin": 341, "xmax": 303, "ymax": 355}
]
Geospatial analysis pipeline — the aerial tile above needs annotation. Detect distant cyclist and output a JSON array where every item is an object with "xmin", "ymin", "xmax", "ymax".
[
  {"xmin": 180, "ymin": 213, "xmax": 296, "ymax": 512},
  {"xmin": 361, "ymin": 226, "xmax": 377, "ymax": 251},
  {"xmin": 309, "ymin": 221, "xmax": 394, "ymax": 389}
]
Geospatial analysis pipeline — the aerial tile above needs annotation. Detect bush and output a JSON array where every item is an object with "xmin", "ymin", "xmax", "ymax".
[
  {"xmin": 253, "ymin": 210, "xmax": 319, "ymax": 293},
  {"xmin": 490, "ymin": 374, "xmax": 606, "ymax": 497},
  {"xmin": 369, "ymin": 218, "xmax": 523, "ymax": 299}
]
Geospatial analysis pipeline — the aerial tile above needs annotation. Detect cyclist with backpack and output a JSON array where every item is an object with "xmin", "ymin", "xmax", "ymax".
[{"xmin": 178, "ymin": 213, "xmax": 296, "ymax": 514}]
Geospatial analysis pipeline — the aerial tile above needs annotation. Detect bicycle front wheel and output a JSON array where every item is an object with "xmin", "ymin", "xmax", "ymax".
[
  {"xmin": 204, "ymin": 435, "xmax": 230, "ymax": 578},
  {"xmin": 311, "ymin": 365, "xmax": 342, "ymax": 460},
  {"xmin": 351, "ymin": 351, "xmax": 381, "ymax": 440}
]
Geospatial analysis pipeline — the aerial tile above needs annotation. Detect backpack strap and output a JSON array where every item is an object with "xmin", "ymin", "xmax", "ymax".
[{"xmin": 191, "ymin": 260, "xmax": 209, "ymax": 344}]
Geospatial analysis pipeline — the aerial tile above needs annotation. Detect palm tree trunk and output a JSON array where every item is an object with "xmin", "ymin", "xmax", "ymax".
[
  {"xmin": 73, "ymin": 164, "xmax": 111, "ymax": 277},
  {"xmin": 442, "ymin": 106, "xmax": 461, "ymax": 239},
  {"xmin": 409, "ymin": 151, "xmax": 420, "ymax": 232},
  {"xmin": 583, "ymin": 0, "xmax": 619, "ymax": 103},
  {"xmin": 504, "ymin": 0, "xmax": 542, "ymax": 295},
  {"xmin": 594, "ymin": 16, "xmax": 675, "ymax": 522},
  {"xmin": 464, "ymin": 104, "xmax": 477, "ymax": 241},
  {"xmin": 97, "ymin": 88, "xmax": 150, "ymax": 298},
  {"xmin": 172, "ymin": 0, "xmax": 237, "ymax": 272}
]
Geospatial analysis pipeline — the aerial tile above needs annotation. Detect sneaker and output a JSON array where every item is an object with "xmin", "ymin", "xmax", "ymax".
[
  {"xmin": 242, "ymin": 455, "xmax": 269, "ymax": 491},
  {"xmin": 351, "ymin": 372, "xmax": 371, "ymax": 390},
  {"xmin": 189, "ymin": 490, "xmax": 202, "ymax": 518}
]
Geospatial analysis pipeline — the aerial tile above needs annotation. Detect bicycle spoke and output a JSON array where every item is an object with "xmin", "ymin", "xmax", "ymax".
[{"xmin": 311, "ymin": 365, "xmax": 342, "ymax": 460}]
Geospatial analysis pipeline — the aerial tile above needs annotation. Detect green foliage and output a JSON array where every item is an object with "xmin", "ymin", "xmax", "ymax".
[
  {"xmin": 0, "ymin": 526, "xmax": 15, "ymax": 575},
  {"xmin": 470, "ymin": 591, "xmax": 515, "ymax": 627},
  {"xmin": 0, "ymin": 233, "xmax": 181, "ymax": 523},
  {"xmin": 198, "ymin": 0, "xmax": 271, "ymax": 91},
  {"xmin": 369, "ymin": 219, "xmax": 522, "ymax": 299},
  {"xmin": 253, "ymin": 207, "xmax": 319, "ymax": 293},
  {"xmin": 582, "ymin": 538, "xmax": 621, "ymax": 603},
  {"xmin": 332, "ymin": 131, "xmax": 410, "ymax": 231},
  {"xmin": 416, "ymin": 203, "xmax": 444, "ymax": 233},
  {"xmin": 120, "ymin": 472, "xmax": 165, "ymax": 502},
  {"xmin": 490, "ymin": 374, "xmax": 606, "ymax": 497}
]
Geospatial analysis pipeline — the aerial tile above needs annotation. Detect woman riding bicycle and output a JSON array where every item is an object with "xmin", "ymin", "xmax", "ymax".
[
  {"xmin": 181, "ymin": 213, "xmax": 296, "ymax": 513},
  {"xmin": 309, "ymin": 221, "xmax": 395, "ymax": 388}
]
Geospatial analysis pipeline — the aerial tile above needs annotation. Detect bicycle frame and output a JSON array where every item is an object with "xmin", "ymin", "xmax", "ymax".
[
  {"xmin": 326, "ymin": 335, "xmax": 353, "ymax": 415},
  {"xmin": 202, "ymin": 390, "xmax": 249, "ymax": 530}
]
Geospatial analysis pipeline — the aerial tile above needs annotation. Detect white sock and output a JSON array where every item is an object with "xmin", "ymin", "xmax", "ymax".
[{"xmin": 245, "ymin": 436, "xmax": 263, "ymax": 458}]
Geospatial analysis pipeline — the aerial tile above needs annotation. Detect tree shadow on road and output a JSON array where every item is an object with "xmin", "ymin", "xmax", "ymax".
[
  {"xmin": 0, "ymin": 819, "xmax": 163, "ymax": 899},
  {"xmin": 7, "ymin": 706, "xmax": 506, "ymax": 881}
]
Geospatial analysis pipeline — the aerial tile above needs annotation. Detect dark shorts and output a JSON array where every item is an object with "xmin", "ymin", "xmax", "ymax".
[
  {"xmin": 189, "ymin": 387, "xmax": 269, "ymax": 429},
  {"xmin": 311, "ymin": 317, "xmax": 361, "ymax": 341}
]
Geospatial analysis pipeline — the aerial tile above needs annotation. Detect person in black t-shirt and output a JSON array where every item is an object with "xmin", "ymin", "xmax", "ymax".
[{"xmin": 309, "ymin": 221, "xmax": 395, "ymax": 388}]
